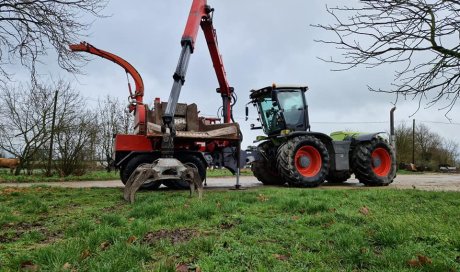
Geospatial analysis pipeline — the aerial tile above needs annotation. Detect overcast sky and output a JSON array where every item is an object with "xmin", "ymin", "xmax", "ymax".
[{"xmin": 38, "ymin": 0, "xmax": 460, "ymax": 150}]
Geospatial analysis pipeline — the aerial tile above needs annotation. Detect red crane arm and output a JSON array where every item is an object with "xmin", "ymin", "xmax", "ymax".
[
  {"xmin": 164, "ymin": 0, "xmax": 233, "ymax": 125},
  {"xmin": 69, "ymin": 42, "xmax": 145, "ymax": 108},
  {"xmin": 201, "ymin": 15, "xmax": 233, "ymax": 123},
  {"xmin": 182, "ymin": 0, "xmax": 208, "ymax": 52}
]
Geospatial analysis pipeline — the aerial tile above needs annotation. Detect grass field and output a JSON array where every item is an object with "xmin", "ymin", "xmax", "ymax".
[
  {"xmin": 0, "ymin": 168, "xmax": 422, "ymax": 183},
  {"xmin": 0, "ymin": 186, "xmax": 459, "ymax": 271},
  {"xmin": 0, "ymin": 171, "xmax": 120, "ymax": 183},
  {"xmin": 0, "ymin": 168, "xmax": 253, "ymax": 183}
]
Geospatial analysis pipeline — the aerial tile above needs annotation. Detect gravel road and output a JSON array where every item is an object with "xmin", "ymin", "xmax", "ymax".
[{"xmin": 1, "ymin": 174, "xmax": 460, "ymax": 192}]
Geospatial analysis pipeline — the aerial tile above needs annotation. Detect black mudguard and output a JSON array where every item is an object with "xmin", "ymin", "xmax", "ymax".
[{"xmin": 354, "ymin": 132, "xmax": 388, "ymax": 142}]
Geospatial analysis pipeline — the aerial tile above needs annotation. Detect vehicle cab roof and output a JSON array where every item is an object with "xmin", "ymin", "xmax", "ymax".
[{"xmin": 250, "ymin": 85, "xmax": 309, "ymax": 99}]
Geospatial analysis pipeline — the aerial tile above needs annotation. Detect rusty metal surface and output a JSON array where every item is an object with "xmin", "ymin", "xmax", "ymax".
[
  {"xmin": 148, "ymin": 100, "xmax": 239, "ymax": 140},
  {"xmin": 147, "ymin": 122, "xmax": 240, "ymax": 140},
  {"xmin": 186, "ymin": 104, "xmax": 199, "ymax": 131}
]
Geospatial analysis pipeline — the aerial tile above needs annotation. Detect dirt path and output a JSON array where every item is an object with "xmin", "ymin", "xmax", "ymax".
[
  {"xmin": 389, "ymin": 173, "xmax": 460, "ymax": 191},
  {"xmin": 1, "ymin": 174, "xmax": 460, "ymax": 192}
]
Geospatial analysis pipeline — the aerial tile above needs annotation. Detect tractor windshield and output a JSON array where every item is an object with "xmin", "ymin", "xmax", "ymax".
[
  {"xmin": 253, "ymin": 88, "xmax": 307, "ymax": 136},
  {"xmin": 277, "ymin": 89, "xmax": 305, "ymax": 130},
  {"xmin": 257, "ymin": 95, "xmax": 284, "ymax": 135}
]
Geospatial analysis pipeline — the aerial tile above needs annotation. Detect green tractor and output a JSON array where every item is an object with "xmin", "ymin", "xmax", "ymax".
[{"xmin": 247, "ymin": 85, "xmax": 396, "ymax": 187}]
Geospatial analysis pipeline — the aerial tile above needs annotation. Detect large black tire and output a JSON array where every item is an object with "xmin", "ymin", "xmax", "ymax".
[
  {"xmin": 120, "ymin": 154, "xmax": 161, "ymax": 190},
  {"xmin": 162, "ymin": 154, "xmax": 206, "ymax": 190},
  {"xmin": 251, "ymin": 142, "xmax": 285, "ymax": 185},
  {"xmin": 276, "ymin": 136, "xmax": 329, "ymax": 187},
  {"xmin": 352, "ymin": 138, "xmax": 396, "ymax": 186},
  {"xmin": 326, "ymin": 171, "xmax": 351, "ymax": 184}
]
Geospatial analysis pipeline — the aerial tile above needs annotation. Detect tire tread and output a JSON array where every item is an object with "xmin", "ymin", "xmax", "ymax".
[
  {"xmin": 352, "ymin": 138, "xmax": 396, "ymax": 186},
  {"xmin": 276, "ymin": 136, "xmax": 329, "ymax": 187}
]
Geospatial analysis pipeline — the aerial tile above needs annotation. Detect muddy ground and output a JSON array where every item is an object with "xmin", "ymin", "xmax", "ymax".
[{"xmin": 1, "ymin": 173, "xmax": 460, "ymax": 192}]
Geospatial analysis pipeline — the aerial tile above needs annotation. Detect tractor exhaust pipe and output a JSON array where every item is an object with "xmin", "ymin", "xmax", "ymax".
[{"xmin": 390, "ymin": 107, "xmax": 396, "ymax": 149}]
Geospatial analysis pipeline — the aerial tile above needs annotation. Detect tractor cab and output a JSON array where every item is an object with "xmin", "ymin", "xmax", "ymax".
[{"xmin": 248, "ymin": 85, "xmax": 310, "ymax": 136}]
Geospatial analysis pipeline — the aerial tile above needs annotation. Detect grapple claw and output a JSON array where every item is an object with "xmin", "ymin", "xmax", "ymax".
[
  {"xmin": 123, "ymin": 158, "xmax": 204, "ymax": 203},
  {"xmin": 123, "ymin": 164, "xmax": 158, "ymax": 203}
]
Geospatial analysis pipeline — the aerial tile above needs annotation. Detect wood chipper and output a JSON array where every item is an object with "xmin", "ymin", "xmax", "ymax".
[{"xmin": 71, "ymin": 0, "xmax": 242, "ymax": 202}]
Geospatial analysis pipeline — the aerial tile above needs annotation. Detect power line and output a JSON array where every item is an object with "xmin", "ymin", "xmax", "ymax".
[
  {"xmin": 240, "ymin": 118, "xmax": 460, "ymax": 126},
  {"xmin": 311, "ymin": 121, "xmax": 387, "ymax": 124},
  {"xmin": 117, "ymin": 108, "xmax": 460, "ymax": 126},
  {"xmin": 419, "ymin": 120, "xmax": 460, "ymax": 126}
]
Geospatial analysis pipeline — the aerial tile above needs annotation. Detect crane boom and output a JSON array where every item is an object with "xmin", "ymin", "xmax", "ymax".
[
  {"xmin": 69, "ymin": 42, "xmax": 144, "ymax": 112},
  {"xmin": 163, "ymin": 0, "xmax": 234, "ymax": 130},
  {"xmin": 202, "ymin": 9, "xmax": 234, "ymax": 124},
  {"xmin": 161, "ymin": 0, "xmax": 234, "ymax": 158}
]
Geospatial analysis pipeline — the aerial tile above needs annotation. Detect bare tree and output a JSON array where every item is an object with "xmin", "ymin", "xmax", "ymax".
[
  {"xmin": 0, "ymin": 0, "xmax": 107, "ymax": 82},
  {"xmin": 395, "ymin": 122, "xmax": 413, "ymax": 163},
  {"xmin": 120, "ymin": 105, "xmax": 134, "ymax": 135},
  {"xmin": 0, "ymin": 81, "xmax": 63, "ymax": 174},
  {"xmin": 51, "ymin": 82, "xmax": 96, "ymax": 176},
  {"xmin": 96, "ymin": 96, "xmax": 132, "ymax": 171},
  {"xmin": 395, "ymin": 121, "xmax": 458, "ymax": 169},
  {"xmin": 415, "ymin": 123, "xmax": 440, "ymax": 166},
  {"xmin": 54, "ymin": 110, "xmax": 97, "ymax": 176},
  {"xmin": 315, "ymin": 1, "xmax": 460, "ymax": 115},
  {"xmin": 0, "ymin": 79, "xmax": 94, "ymax": 175},
  {"xmin": 439, "ymin": 138, "xmax": 459, "ymax": 165}
]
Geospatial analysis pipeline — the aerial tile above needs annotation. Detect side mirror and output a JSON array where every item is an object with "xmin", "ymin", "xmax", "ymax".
[{"xmin": 250, "ymin": 124, "xmax": 262, "ymax": 130}]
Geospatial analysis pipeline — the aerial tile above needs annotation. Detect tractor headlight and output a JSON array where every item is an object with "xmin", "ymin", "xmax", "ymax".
[
  {"xmin": 281, "ymin": 129, "xmax": 291, "ymax": 136},
  {"xmin": 255, "ymin": 136, "xmax": 267, "ymax": 142}
]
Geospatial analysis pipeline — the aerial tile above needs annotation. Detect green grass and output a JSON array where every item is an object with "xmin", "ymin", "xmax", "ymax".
[
  {"xmin": 0, "ymin": 170, "xmax": 120, "ymax": 183},
  {"xmin": 207, "ymin": 168, "xmax": 253, "ymax": 177},
  {"xmin": 0, "ymin": 186, "xmax": 459, "ymax": 271},
  {"xmin": 397, "ymin": 169, "xmax": 425, "ymax": 175},
  {"xmin": 0, "ymin": 167, "xmax": 442, "ymax": 184},
  {"xmin": 0, "ymin": 168, "xmax": 252, "ymax": 183}
]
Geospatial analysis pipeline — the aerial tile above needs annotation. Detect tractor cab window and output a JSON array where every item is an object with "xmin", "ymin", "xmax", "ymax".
[
  {"xmin": 258, "ymin": 96, "xmax": 283, "ymax": 135},
  {"xmin": 277, "ymin": 90, "xmax": 305, "ymax": 129}
]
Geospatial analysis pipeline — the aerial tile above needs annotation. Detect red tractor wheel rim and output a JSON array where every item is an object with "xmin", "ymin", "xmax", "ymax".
[
  {"xmin": 295, "ymin": 146, "xmax": 322, "ymax": 177},
  {"xmin": 371, "ymin": 148, "xmax": 392, "ymax": 177}
]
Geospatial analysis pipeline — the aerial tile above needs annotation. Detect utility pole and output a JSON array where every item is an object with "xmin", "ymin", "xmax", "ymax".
[
  {"xmin": 46, "ymin": 90, "xmax": 59, "ymax": 176},
  {"xmin": 412, "ymin": 119, "xmax": 415, "ymax": 165}
]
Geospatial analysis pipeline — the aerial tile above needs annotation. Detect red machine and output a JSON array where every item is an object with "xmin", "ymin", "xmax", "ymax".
[{"xmin": 71, "ymin": 0, "xmax": 242, "ymax": 190}]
